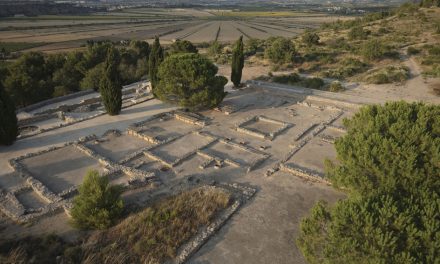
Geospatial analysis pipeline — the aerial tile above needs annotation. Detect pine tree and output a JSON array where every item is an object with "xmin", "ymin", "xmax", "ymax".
[
  {"xmin": 70, "ymin": 170, "xmax": 124, "ymax": 230},
  {"xmin": 148, "ymin": 36, "xmax": 164, "ymax": 95},
  {"xmin": 231, "ymin": 36, "xmax": 244, "ymax": 87},
  {"xmin": 0, "ymin": 80, "xmax": 18, "ymax": 145},
  {"xmin": 99, "ymin": 47, "xmax": 122, "ymax": 116}
]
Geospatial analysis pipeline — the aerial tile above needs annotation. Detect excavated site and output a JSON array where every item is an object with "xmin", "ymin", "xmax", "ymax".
[{"xmin": 0, "ymin": 81, "xmax": 365, "ymax": 263}]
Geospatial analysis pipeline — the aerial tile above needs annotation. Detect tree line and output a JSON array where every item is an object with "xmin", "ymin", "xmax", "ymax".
[
  {"xmin": 0, "ymin": 36, "xmax": 245, "ymax": 146},
  {"xmin": 1, "ymin": 40, "xmax": 150, "ymax": 108}
]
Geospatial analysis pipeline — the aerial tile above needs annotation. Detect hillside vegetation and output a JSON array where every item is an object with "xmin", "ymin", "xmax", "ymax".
[{"xmin": 212, "ymin": 4, "xmax": 439, "ymax": 91}]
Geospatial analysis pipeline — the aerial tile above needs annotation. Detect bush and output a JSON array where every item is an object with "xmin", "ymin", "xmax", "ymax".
[
  {"xmin": 329, "ymin": 81, "xmax": 344, "ymax": 92},
  {"xmin": 364, "ymin": 65, "xmax": 410, "ymax": 84},
  {"xmin": 360, "ymin": 39, "xmax": 386, "ymax": 61},
  {"xmin": 265, "ymin": 37, "xmax": 296, "ymax": 64},
  {"xmin": 298, "ymin": 102, "xmax": 440, "ymax": 263},
  {"xmin": 168, "ymin": 39, "xmax": 198, "ymax": 54},
  {"xmin": 70, "ymin": 170, "xmax": 124, "ymax": 230},
  {"xmin": 208, "ymin": 41, "xmax": 222, "ymax": 56},
  {"xmin": 322, "ymin": 58, "xmax": 369, "ymax": 80},
  {"xmin": 271, "ymin": 73, "xmax": 325, "ymax": 90},
  {"xmin": 302, "ymin": 31, "xmax": 320, "ymax": 45},
  {"xmin": 155, "ymin": 53, "xmax": 227, "ymax": 111},
  {"xmin": 348, "ymin": 26, "xmax": 369, "ymax": 40}
]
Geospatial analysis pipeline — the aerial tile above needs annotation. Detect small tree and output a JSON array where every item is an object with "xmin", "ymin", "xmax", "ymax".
[
  {"xmin": 155, "ymin": 53, "xmax": 227, "ymax": 111},
  {"xmin": 0, "ymin": 81, "xmax": 18, "ymax": 146},
  {"xmin": 265, "ymin": 37, "xmax": 296, "ymax": 64},
  {"xmin": 99, "ymin": 47, "xmax": 122, "ymax": 115},
  {"xmin": 148, "ymin": 36, "xmax": 164, "ymax": 94},
  {"xmin": 70, "ymin": 170, "xmax": 124, "ymax": 230},
  {"xmin": 231, "ymin": 36, "xmax": 245, "ymax": 87}
]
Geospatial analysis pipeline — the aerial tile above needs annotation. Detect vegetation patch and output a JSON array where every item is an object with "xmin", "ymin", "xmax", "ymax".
[
  {"xmin": 363, "ymin": 65, "xmax": 410, "ymax": 84},
  {"xmin": 82, "ymin": 187, "xmax": 231, "ymax": 263},
  {"xmin": 298, "ymin": 102, "xmax": 440, "ymax": 263},
  {"xmin": 0, "ymin": 187, "xmax": 231, "ymax": 263},
  {"xmin": 270, "ymin": 73, "xmax": 326, "ymax": 90},
  {"xmin": 321, "ymin": 58, "xmax": 369, "ymax": 80}
]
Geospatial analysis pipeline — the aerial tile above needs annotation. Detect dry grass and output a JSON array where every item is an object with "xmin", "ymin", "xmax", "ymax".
[{"xmin": 82, "ymin": 187, "xmax": 231, "ymax": 264}]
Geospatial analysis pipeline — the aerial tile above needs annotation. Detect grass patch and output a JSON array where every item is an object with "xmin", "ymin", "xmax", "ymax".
[
  {"xmin": 0, "ymin": 42, "xmax": 47, "ymax": 53},
  {"xmin": 364, "ymin": 65, "xmax": 410, "ymax": 84},
  {"xmin": 82, "ymin": 187, "xmax": 231, "ymax": 263}
]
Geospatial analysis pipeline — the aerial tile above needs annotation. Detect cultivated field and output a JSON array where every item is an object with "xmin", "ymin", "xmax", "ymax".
[{"xmin": 0, "ymin": 8, "xmax": 346, "ymax": 52}]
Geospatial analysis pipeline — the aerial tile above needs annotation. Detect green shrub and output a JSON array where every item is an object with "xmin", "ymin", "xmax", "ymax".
[
  {"xmin": 329, "ymin": 81, "xmax": 345, "ymax": 92},
  {"xmin": 360, "ymin": 39, "xmax": 386, "ymax": 61},
  {"xmin": 271, "ymin": 73, "xmax": 325, "ymax": 89},
  {"xmin": 272, "ymin": 73, "xmax": 302, "ymax": 85},
  {"xmin": 70, "ymin": 170, "xmax": 124, "ymax": 230},
  {"xmin": 156, "ymin": 53, "xmax": 227, "ymax": 111},
  {"xmin": 348, "ymin": 26, "xmax": 369, "ymax": 40},
  {"xmin": 302, "ymin": 31, "xmax": 320, "ymax": 45},
  {"xmin": 364, "ymin": 65, "xmax": 410, "ymax": 84},
  {"xmin": 322, "ymin": 58, "xmax": 369, "ymax": 80},
  {"xmin": 168, "ymin": 39, "xmax": 198, "ymax": 55},
  {"xmin": 265, "ymin": 37, "xmax": 296, "ymax": 64},
  {"xmin": 300, "ymin": 77, "xmax": 325, "ymax": 89}
]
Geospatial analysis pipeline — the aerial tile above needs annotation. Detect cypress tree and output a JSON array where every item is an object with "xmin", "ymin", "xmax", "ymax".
[
  {"xmin": 0, "ymin": 80, "xmax": 18, "ymax": 145},
  {"xmin": 99, "ymin": 47, "xmax": 122, "ymax": 116},
  {"xmin": 148, "ymin": 36, "xmax": 164, "ymax": 95},
  {"xmin": 231, "ymin": 35, "xmax": 244, "ymax": 87}
]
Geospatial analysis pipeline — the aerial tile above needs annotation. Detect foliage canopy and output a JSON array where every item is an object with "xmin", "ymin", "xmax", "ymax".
[
  {"xmin": 70, "ymin": 170, "xmax": 124, "ymax": 230},
  {"xmin": 297, "ymin": 102, "xmax": 440, "ymax": 264},
  {"xmin": 155, "ymin": 53, "xmax": 227, "ymax": 111},
  {"xmin": 0, "ymin": 80, "xmax": 17, "ymax": 145},
  {"xmin": 265, "ymin": 37, "xmax": 296, "ymax": 64}
]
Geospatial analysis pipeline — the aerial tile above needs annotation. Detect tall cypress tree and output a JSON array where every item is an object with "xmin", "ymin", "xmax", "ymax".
[
  {"xmin": 148, "ymin": 36, "xmax": 164, "ymax": 95},
  {"xmin": 231, "ymin": 36, "xmax": 244, "ymax": 87},
  {"xmin": 99, "ymin": 47, "xmax": 122, "ymax": 116},
  {"xmin": 0, "ymin": 80, "xmax": 18, "ymax": 145}
]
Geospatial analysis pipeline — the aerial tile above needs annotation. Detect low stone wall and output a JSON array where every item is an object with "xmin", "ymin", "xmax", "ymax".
[
  {"xmin": 319, "ymin": 134, "xmax": 337, "ymax": 144},
  {"xmin": 174, "ymin": 111, "xmax": 207, "ymax": 127},
  {"xmin": 17, "ymin": 94, "xmax": 154, "ymax": 141},
  {"xmin": 280, "ymin": 163, "xmax": 330, "ymax": 185},
  {"xmin": 146, "ymin": 132, "xmax": 218, "ymax": 168},
  {"xmin": 235, "ymin": 115, "xmax": 292, "ymax": 141},
  {"xmin": 4, "ymin": 130, "xmax": 157, "ymax": 223},
  {"xmin": 294, "ymin": 123, "xmax": 317, "ymax": 141}
]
